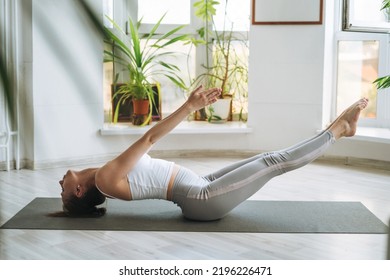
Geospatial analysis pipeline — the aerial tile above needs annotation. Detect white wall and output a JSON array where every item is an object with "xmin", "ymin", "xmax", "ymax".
[
  {"xmin": 7, "ymin": 0, "xmax": 390, "ymax": 169},
  {"xmin": 248, "ymin": 24, "xmax": 326, "ymax": 150},
  {"xmin": 30, "ymin": 0, "xmax": 107, "ymax": 167}
]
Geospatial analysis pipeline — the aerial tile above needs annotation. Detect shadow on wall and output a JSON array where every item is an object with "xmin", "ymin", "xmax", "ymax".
[{"xmin": 0, "ymin": 0, "xmax": 105, "ymax": 123}]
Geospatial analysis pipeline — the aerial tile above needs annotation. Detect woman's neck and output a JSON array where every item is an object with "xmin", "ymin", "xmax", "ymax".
[{"xmin": 78, "ymin": 168, "xmax": 99, "ymax": 189}]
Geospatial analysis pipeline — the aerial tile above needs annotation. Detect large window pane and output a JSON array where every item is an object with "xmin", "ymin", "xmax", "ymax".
[
  {"xmin": 344, "ymin": 0, "xmax": 390, "ymax": 32},
  {"xmin": 103, "ymin": 62, "xmax": 113, "ymax": 122},
  {"xmin": 103, "ymin": 0, "xmax": 113, "ymax": 28},
  {"xmin": 138, "ymin": 0, "xmax": 191, "ymax": 24},
  {"xmin": 351, "ymin": 0, "xmax": 385, "ymax": 22},
  {"xmin": 214, "ymin": 0, "xmax": 250, "ymax": 31},
  {"xmin": 336, "ymin": 40, "xmax": 379, "ymax": 118},
  {"xmin": 140, "ymin": 39, "xmax": 195, "ymax": 116},
  {"xmin": 212, "ymin": 40, "xmax": 249, "ymax": 120},
  {"xmin": 103, "ymin": 42, "xmax": 114, "ymax": 122}
]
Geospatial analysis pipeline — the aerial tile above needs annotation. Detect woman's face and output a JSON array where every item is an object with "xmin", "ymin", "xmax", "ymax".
[{"xmin": 59, "ymin": 170, "xmax": 79, "ymax": 201}]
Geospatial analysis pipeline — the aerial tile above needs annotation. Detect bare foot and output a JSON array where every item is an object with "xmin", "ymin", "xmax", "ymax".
[{"xmin": 328, "ymin": 98, "xmax": 369, "ymax": 139}]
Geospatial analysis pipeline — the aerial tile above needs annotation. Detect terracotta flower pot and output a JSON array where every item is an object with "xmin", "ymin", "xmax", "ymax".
[
  {"xmin": 131, "ymin": 99, "xmax": 150, "ymax": 126},
  {"xmin": 132, "ymin": 99, "xmax": 150, "ymax": 115}
]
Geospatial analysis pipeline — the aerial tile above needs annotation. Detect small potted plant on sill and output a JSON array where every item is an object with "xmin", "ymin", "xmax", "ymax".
[
  {"xmin": 104, "ymin": 15, "xmax": 188, "ymax": 126},
  {"xmin": 189, "ymin": 0, "xmax": 249, "ymax": 123},
  {"xmin": 112, "ymin": 77, "xmax": 155, "ymax": 125}
]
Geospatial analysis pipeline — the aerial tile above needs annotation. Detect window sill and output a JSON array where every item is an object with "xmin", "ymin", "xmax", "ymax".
[
  {"xmin": 352, "ymin": 127, "xmax": 390, "ymax": 144},
  {"xmin": 100, "ymin": 121, "xmax": 253, "ymax": 136}
]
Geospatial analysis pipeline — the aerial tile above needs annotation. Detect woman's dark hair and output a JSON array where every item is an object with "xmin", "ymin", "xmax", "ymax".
[{"xmin": 49, "ymin": 185, "xmax": 106, "ymax": 218}]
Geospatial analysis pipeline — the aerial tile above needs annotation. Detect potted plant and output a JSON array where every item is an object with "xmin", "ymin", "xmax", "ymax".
[
  {"xmin": 104, "ymin": 15, "xmax": 188, "ymax": 125},
  {"xmin": 190, "ymin": 0, "xmax": 248, "ymax": 122}
]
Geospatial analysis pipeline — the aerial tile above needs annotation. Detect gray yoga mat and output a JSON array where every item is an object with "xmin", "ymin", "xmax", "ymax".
[{"xmin": 0, "ymin": 198, "xmax": 388, "ymax": 233}]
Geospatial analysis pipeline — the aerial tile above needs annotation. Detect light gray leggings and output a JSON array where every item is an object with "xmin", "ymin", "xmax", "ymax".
[{"xmin": 171, "ymin": 130, "xmax": 335, "ymax": 221}]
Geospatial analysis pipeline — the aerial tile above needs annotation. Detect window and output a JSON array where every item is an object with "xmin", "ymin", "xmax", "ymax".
[
  {"xmin": 343, "ymin": 0, "xmax": 390, "ymax": 33},
  {"xmin": 102, "ymin": 0, "xmax": 250, "ymax": 122},
  {"xmin": 138, "ymin": 0, "xmax": 191, "ymax": 25},
  {"xmin": 336, "ymin": 38, "xmax": 379, "ymax": 119},
  {"xmin": 136, "ymin": 0, "xmax": 195, "ymax": 117},
  {"xmin": 103, "ymin": 42, "xmax": 114, "ymax": 122},
  {"xmin": 140, "ymin": 38, "xmax": 195, "ymax": 115},
  {"xmin": 336, "ymin": 1, "xmax": 390, "ymax": 128},
  {"xmin": 138, "ymin": 0, "xmax": 250, "ymax": 119},
  {"xmin": 213, "ymin": 0, "xmax": 250, "ymax": 31},
  {"xmin": 212, "ymin": 1, "xmax": 250, "ymax": 121},
  {"xmin": 103, "ymin": 0, "xmax": 113, "ymax": 28}
]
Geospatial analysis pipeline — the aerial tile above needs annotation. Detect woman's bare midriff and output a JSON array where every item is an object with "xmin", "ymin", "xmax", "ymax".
[{"xmin": 167, "ymin": 164, "xmax": 180, "ymax": 201}]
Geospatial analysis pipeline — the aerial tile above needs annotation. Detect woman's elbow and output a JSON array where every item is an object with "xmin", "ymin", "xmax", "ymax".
[{"xmin": 142, "ymin": 132, "xmax": 157, "ymax": 146}]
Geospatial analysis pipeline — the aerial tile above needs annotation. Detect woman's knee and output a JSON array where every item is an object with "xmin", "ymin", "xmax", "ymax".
[{"xmin": 261, "ymin": 151, "xmax": 289, "ymax": 167}]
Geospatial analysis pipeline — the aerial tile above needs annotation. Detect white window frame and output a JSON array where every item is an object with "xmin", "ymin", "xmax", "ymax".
[
  {"xmin": 335, "ymin": 1, "xmax": 390, "ymax": 129},
  {"xmin": 342, "ymin": 0, "xmax": 390, "ymax": 33}
]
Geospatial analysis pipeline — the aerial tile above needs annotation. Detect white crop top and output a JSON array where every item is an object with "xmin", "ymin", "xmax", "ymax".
[{"xmin": 127, "ymin": 154, "xmax": 174, "ymax": 200}]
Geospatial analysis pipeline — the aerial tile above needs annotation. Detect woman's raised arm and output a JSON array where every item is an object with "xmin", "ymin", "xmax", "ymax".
[{"xmin": 95, "ymin": 86, "xmax": 221, "ymax": 197}]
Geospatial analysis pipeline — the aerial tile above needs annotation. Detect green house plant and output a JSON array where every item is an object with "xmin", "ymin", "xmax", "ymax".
[
  {"xmin": 374, "ymin": 75, "xmax": 390, "ymax": 89},
  {"xmin": 104, "ymin": 15, "xmax": 188, "ymax": 125},
  {"xmin": 190, "ymin": 0, "xmax": 248, "ymax": 122}
]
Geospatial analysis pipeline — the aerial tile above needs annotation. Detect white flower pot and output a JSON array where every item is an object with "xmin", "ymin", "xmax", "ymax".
[{"xmin": 206, "ymin": 98, "xmax": 232, "ymax": 123}]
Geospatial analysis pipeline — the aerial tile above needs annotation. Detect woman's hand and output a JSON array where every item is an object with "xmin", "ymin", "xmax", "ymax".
[{"xmin": 186, "ymin": 86, "xmax": 221, "ymax": 112}]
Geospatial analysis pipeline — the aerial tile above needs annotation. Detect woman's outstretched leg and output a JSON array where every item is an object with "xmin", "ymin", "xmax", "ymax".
[
  {"xmin": 204, "ymin": 98, "xmax": 369, "ymax": 181},
  {"xmin": 172, "ymin": 98, "xmax": 368, "ymax": 221},
  {"xmin": 204, "ymin": 130, "xmax": 329, "ymax": 182}
]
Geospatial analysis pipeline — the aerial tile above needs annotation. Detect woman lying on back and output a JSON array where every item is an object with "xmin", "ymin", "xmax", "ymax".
[{"xmin": 57, "ymin": 85, "xmax": 368, "ymax": 221}]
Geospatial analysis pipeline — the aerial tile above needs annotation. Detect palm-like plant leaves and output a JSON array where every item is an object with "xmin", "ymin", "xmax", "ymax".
[
  {"xmin": 381, "ymin": 0, "xmax": 390, "ymax": 10},
  {"xmin": 104, "ymin": 15, "xmax": 189, "ymax": 124},
  {"xmin": 374, "ymin": 75, "xmax": 390, "ymax": 90}
]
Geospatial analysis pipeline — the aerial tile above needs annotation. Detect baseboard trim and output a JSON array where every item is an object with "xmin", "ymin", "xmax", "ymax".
[
  {"xmin": 316, "ymin": 155, "xmax": 390, "ymax": 171},
  {"xmin": 0, "ymin": 155, "xmax": 117, "ymax": 170}
]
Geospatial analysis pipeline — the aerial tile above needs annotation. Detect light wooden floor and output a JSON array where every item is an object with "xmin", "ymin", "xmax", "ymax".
[{"xmin": 0, "ymin": 156, "xmax": 389, "ymax": 260}]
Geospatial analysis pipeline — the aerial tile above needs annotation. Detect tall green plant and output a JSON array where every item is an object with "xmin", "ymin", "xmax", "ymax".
[
  {"xmin": 189, "ymin": 0, "xmax": 248, "ymax": 121},
  {"xmin": 191, "ymin": 0, "xmax": 248, "ymax": 98},
  {"xmin": 104, "ymin": 15, "xmax": 188, "ymax": 123}
]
